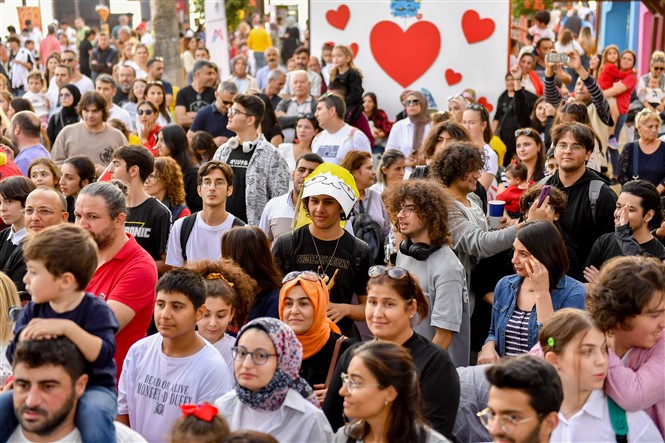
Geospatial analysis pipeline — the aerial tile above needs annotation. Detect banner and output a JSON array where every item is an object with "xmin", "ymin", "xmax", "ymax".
[
  {"xmin": 16, "ymin": 6, "xmax": 42, "ymax": 31},
  {"xmin": 205, "ymin": 0, "xmax": 230, "ymax": 79}
]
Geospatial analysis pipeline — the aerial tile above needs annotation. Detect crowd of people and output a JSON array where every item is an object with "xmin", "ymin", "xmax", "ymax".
[{"xmin": 0, "ymin": 4, "xmax": 664, "ymax": 443}]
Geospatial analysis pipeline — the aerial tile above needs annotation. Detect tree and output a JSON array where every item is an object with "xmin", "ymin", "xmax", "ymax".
[
  {"xmin": 191, "ymin": 0, "xmax": 250, "ymax": 32},
  {"xmin": 153, "ymin": 0, "xmax": 183, "ymax": 88}
]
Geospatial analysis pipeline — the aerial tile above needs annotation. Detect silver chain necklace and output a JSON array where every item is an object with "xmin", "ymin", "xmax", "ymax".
[{"xmin": 310, "ymin": 230, "xmax": 341, "ymax": 277}]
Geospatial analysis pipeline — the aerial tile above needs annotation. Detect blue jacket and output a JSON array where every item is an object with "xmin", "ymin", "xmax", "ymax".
[{"xmin": 485, "ymin": 274, "xmax": 586, "ymax": 356}]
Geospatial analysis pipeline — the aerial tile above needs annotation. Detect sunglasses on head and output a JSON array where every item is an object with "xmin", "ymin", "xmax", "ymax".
[
  {"xmin": 368, "ymin": 265, "xmax": 409, "ymax": 280},
  {"xmin": 282, "ymin": 270, "xmax": 324, "ymax": 284},
  {"xmin": 297, "ymin": 112, "xmax": 315, "ymax": 119},
  {"xmin": 515, "ymin": 128, "xmax": 535, "ymax": 137},
  {"xmin": 466, "ymin": 103, "xmax": 486, "ymax": 112}
]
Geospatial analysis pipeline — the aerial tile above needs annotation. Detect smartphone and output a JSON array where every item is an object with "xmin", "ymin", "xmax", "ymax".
[
  {"xmin": 537, "ymin": 185, "xmax": 552, "ymax": 208},
  {"xmin": 546, "ymin": 52, "xmax": 569, "ymax": 64}
]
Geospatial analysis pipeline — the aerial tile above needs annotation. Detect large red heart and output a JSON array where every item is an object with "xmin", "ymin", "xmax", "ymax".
[
  {"xmin": 350, "ymin": 43, "xmax": 358, "ymax": 57},
  {"xmin": 461, "ymin": 10, "xmax": 495, "ymax": 44},
  {"xmin": 326, "ymin": 5, "xmax": 350, "ymax": 30},
  {"xmin": 445, "ymin": 69, "xmax": 462, "ymax": 86},
  {"xmin": 370, "ymin": 21, "xmax": 440, "ymax": 88},
  {"xmin": 477, "ymin": 97, "xmax": 494, "ymax": 112}
]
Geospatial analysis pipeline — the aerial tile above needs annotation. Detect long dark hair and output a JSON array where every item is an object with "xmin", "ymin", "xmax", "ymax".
[
  {"xmin": 221, "ymin": 226, "xmax": 282, "ymax": 292},
  {"xmin": 190, "ymin": 131, "xmax": 218, "ymax": 164},
  {"xmin": 517, "ymin": 221, "xmax": 569, "ymax": 289},
  {"xmin": 253, "ymin": 92, "xmax": 281, "ymax": 141},
  {"xmin": 345, "ymin": 342, "xmax": 427, "ymax": 442},
  {"xmin": 159, "ymin": 124, "xmax": 196, "ymax": 171}
]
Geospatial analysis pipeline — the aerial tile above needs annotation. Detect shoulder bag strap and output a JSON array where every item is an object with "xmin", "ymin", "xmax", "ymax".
[
  {"xmin": 632, "ymin": 142, "xmax": 639, "ymax": 180},
  {"xmin": 324, "ymin": 335, "xmax": 347, "ymax": 388}
]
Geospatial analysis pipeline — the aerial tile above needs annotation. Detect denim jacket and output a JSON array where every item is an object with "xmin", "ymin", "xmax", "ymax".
[{"xmin": 485, "ymin": 274, "xmax": 586, "ymax": 357}]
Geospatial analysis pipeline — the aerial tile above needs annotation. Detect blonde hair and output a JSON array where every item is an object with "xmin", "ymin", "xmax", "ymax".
[
  {"xmin": 651, "ymin": 51, "xmax": 665, "ymax": 65},
  {"xmin": 0, "ymin": 272, "xmax": 20, "ymax": 345},
  {"xmin": 635, "ymin": 108, "xmax": 663, "ymax": 129},
  {"xmin": 329, "ymin": 45, "xmax": 363, "ymax": 84}
]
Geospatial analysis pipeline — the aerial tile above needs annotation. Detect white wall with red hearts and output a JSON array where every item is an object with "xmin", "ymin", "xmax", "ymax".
[{"xmin": 310, "ymin": 1, "xmax": 510, "ymax": 119}]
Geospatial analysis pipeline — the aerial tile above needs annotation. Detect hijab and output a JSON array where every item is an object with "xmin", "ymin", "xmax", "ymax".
[
  {"xmin": 408, "ymin": 91, "xmax": 430, "ymax": 154},
  {"xmin": 279, "ymin": 276, "xmax": 341, "ymax": 359},
  {"xmin": 60, "ymin": 83, "xmax": 81, "ymax": 123},
  {"xmin": 235, "ymin": 318, "xmax": 317, "ymax": 411}
]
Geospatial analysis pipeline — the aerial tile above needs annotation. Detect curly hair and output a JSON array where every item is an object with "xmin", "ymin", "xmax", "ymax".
[
  {"xmin": 382, "ymin": 179, "xmax": 451, "ymax": 248},
  {"xmin": 429, "ymin": 141, "xmax": 484, "ymax": 187},
  {"xmin": 587, "ymin": 256, "xmax": 665, "ymax": 332},
  {"xmin": 420, "ymin": 121, "xmax": 471, "ymax": 160},
  {"xmin": 153, "ymin": 156, "xmax": 186, "ymax": 206},
  {"xmin": 186, "ymin": 258, "xmax": 258, "ymax": 328}
]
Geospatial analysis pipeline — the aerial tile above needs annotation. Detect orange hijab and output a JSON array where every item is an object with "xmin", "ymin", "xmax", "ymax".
[{"xmin": 279, "ymin": 276, "xmax": 341, "ymax": 359}]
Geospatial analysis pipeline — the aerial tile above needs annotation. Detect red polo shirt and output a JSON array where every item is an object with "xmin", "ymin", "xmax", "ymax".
[{"xmin": 87, "ymin": 233, "xmax": 157, "ymax": 380}]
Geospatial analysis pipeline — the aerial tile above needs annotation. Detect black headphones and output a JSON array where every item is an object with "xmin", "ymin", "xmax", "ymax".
[{"xmin": 399, "ymin": 238, "xmax": 440, "ymax": 261}]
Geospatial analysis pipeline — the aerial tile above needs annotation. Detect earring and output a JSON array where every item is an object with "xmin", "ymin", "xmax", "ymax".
[{"xmin": 384, "ymin": 400, "xmax": 388, "ymax": 406}]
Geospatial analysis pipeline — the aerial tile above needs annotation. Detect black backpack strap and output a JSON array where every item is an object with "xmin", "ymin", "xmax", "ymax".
[
  {"xmin": 277, "ymin": 232, "xmax": 296, "ymax": 272},
  {"xmin": 179, "ymin": 212, "xmax": 198, "ymax": 263},
  {"xmin": 632, "ymin": 141, "xmax": 639, "ymax": 180},
  {"xmin": 588, "ymin": 179, "xmax": 603, "ymax": 227},
  {"xmin": 231, "ymin": 216, "xmax": 245, "ymax": 227},
  {"xmin": 352, "ymin": 237, "xmax": 363, "ymax": 272}
]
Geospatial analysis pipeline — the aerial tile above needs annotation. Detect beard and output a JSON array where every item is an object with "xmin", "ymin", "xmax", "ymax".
[
  {"xmin": 91, "ymin": 223, "xmax": 116, "ymax": 250},
  {"xmin": 16, "ymin": 388, "xmax": 76, "ymax": 436},
  {"xmin": 492, "ymin": 423, "xmax": 542, "ymax": 443}
]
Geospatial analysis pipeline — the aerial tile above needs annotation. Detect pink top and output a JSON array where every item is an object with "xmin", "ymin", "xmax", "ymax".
[{"xmin": 605, "ymin": 331, "xmax": 665, "ymax": 437}]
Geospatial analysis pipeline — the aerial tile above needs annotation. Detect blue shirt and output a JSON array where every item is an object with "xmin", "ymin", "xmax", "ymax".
[
  {"xmin": 15, "ymin": 144, "xmax": 50, "ymax": 175},
  {"xmin": 485, "ymin": 274, "xmax": 586, "ymax": 357},
  {"xmin": 189, "ymin": 102, "xmax": 236, "ymax": 138}
]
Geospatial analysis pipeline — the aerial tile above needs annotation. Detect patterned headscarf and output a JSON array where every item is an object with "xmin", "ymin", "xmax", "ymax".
[{"xmin": 234, "ymin": 318, "xmax": 318, "ymax": 411}]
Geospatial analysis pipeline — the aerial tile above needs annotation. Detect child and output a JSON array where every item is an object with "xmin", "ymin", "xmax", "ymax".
[
  {"xmin": 118, "ymin": 268, "xmax": 233, "ymax": 443},
  {"xmin": 587, "ymin": 255, "xmax": 665, "ymax": 437},
  {"xmin": 538, "ymin": 308, "xmax": 663, "ymax": 442},
  {"xmin": 0, "ymin": 176, "xmax": 35, "ymax": 290},
  {"xmin": 329, "ymin": 44, "xmax": 364, "ymax": 125},
  {"xmin": 496, "ymin": 161, "xmax": 532, "ymax": 218},
  {"xmin": 597, "ymin": 45, "xmax": 633, "ymax": 145},
  {"xmin": 170, "ymin": 403, "xmax": 230, "ymax": 443},
  {"xmin": 639, "ymin": 75, "xmax": 665, "ymax": 113},
  {"xmin": 22, "ymin": 71, "xmax": 50, "ymax": 127},
  {"xmin": 528, "ymin": 11, "xmax": 555, "ymax": 45},
  {"xmin": 187, "ymin": 258, "xmax": 256, "ymax": 371},
  {"xmin": 1, "ymin": 224, "xmax": 119, "ymax": 442},
  {"xmin": 321, "ymin": 42, "xmax": 334, "ymax": 85}
]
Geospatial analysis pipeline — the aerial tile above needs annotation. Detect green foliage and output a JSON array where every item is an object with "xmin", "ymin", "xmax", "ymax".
[
  {"xmin": 512, "ymin": 0, "xmax": 555, "ymax": 19},
  {"xmin": 191, "ymin": 0, "xmax": 249, "ymax": 31}
]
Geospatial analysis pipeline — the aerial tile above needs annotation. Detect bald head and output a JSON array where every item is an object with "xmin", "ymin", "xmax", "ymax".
[
  {"xmin": 11, "ymin": 111, "xmax": 41, "ymax": 148},
  {"xmin": 24, "ymin": 187, "xmax": 68, "ymax": 233}
]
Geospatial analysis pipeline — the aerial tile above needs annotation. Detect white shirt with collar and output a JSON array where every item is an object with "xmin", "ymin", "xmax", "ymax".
[
  {"xmin": 551, "ymin": 390, "xmax": 663, "ymax": 442},
  {"xmin": 7, "ymin": 227, "xmax": 27, "ymax": 246},
  {"xmin": 215, "ymin": 388, "xmax": 333, "ymax": 442}
]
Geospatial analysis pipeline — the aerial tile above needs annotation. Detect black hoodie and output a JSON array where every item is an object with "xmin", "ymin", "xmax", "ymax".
[{"xmin": 545, "ymin": 168, "xmax": 617, "ymax": 278}]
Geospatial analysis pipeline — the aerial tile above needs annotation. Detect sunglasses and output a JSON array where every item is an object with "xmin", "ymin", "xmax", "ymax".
[
  {"xmin": 368, "ymin": 265, "xmax": 409, "ymax": 280},
  {"xmin": 138, "ymin": 109, "xmax": 154, "ymax": 116},
  {"xmin": 654, "ymin": 66, "xmax": 665, "ymax": 71},
  {"xmin": 297, "ymin": 112, "xmax": 315, "ymax": 119},
  {"xmin": 282, "ymin": 270, "xmax": 324, "ymax": 284},
  {"xmin": 447, "ymin": 94, "xmax": 463, "ymax": 102},
  {"xmin": 515, "ymin": 128, "xmax": 535, "ymax": 137},
  {"xmin": 222, "ymin": 100, "xmax": 234, "ymax": 106},
  {"xmin": 466, "ymin": 103, "xmax": 486, "ymax": 112},
  {"xmin": 61, "ymin": 58, "xmax": 76, "ymax": 63},
  {"xmin": 402, "ymin": 99, "xmax": 420, "ymax": 107}
]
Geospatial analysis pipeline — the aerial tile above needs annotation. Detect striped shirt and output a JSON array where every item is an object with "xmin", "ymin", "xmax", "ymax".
[{"xmin": 504, "ymin": 307, "xmax": 531, "ymax": 356}]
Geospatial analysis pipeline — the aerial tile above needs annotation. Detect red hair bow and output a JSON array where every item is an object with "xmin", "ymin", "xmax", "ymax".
[{"xmin": 180, "ymin": 403, "xmax": 219, "ymax": 422}]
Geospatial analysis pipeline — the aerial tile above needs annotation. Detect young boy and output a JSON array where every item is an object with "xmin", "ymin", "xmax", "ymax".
[
  {"xmin": 0, "ymin": 176, "xmax": 35, "ymax": 291},
  {"xmin": 22, "ymin": 71, "xmax": 50, "ymax": 127},
  {"xmin": 587, "ymin": 255, "xmax": 665, "ymax": 436},
  {"xmin": 117, "ymin": 269, "xmax": 233, "ymax": 442},
  {"xmin": 1, "ymin": 223, "xmax": 119, "ymax": 442}
]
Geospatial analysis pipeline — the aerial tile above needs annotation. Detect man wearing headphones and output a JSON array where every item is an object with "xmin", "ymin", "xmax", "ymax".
[
  {"xmin": 212, "ymin": 93, "xmax": 289, "ymax": 225},
  {"xmin": 384, "ymin": 179, "xmax": 471, "ymax": 367}
]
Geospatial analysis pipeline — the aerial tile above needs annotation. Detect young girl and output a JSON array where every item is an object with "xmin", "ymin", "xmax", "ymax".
[
  {"xmin": 27, "ymin": 158, "xmax": 61, "ymax": 191},
  {"xmin": 496, "ymin": 160, "xmax": 532, "ymax": 218},
  {"xmin": 329, "ymin": 45, "xmax": 364, "ymax": 125},
  {"xmin": 587, "ymin": 255, "xmax": 665, "ymax": 437},
  {"xmin": 538, "ymin": 308, "xmax": 663, "ymax": 442},
  {"xmin": 187, "ymin": 258, "xmax": 256, "ymax": 370},
  {"xmin": 22, "ymin": 71, "xmax": 50, "ymax": 127},
  {"xmin": 597, "ymin": 45, "xmax": 632, "ymax": 139},
  {"xmin": 171, "ymin": 403, "xmax": 230, "ymax": 443}
]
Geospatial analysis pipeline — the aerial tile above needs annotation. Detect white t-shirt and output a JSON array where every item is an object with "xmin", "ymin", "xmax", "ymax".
[
  {"xmin": 165, "ymin": 212, "xmax": 237, "ymax": 267},
  {"xmin": 209, "ymin": 333, "xmax": 235, "ymax": 372},
  {"xmin": 22, "ymin": 91, "xmax": 50, "ymax": 118},
  {"xmin": 118, "ymin": 334, "xmax": 232, "ymax": 443},
  {"xmin": 73, "ymin": 75, "xmax": 94, "ymax": 95},
  {"xmin": 311, "ymin": 124, "xmax": 371, "ymax": 165},
  {"xmin": 8, "ymin": 422, "xmax": 147, "ymax": 442},
  {"xmin": 109, "ymin": 105, "xmax": 133, "ymax": 131}
]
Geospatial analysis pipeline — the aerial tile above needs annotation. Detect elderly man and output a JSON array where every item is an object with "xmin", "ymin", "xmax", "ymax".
[
  {"xmin": 255, "ymin": 46, "xmax": 286, "ymax": 90},
  {"xmin": 187, "ymin": 80, "xmax": 238, "ymax": 145},
  {"xmin": 281, "ymin": 46, "xmax": 323, "ymax": 98},
  {"xmin": 9, "ymin": 111, "xmax": 51, "ymax": 175},
  {"xmin": 76, "ymin": 182, "xmax": 158, "ymax": 379},
  {"xmin": 264, "ymin": 69, "xmax": 286, "ymax": 110},
  {"xmin": 275, "ymin": 70, "xmax": 317, "ymax": 143}
]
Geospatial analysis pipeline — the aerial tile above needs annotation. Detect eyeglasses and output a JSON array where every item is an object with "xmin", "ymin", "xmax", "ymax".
[
  {"xmin": 8, "ymin": 306, "xmax": 21, "ymax": 322},
  {"xmin": 137, "ymin": 109, "xmax": 154, "ymax": 116},
  {"xmin": 232, "ymin": 346, "xmax": 277, "ymax": 366},
  {"xmin": 59, "ymin": 92, "xmax": 72, "ymax": 98},
  {"xmin": 340, "ymin": 373, "xmax": 382, "ymax": 394},
  {"xmin": 145, "ymin": 173, "xmax": 159, "ymax": 183},
  {"xmin": 402, "ymin": 99, "xmax": 419, "ymax": 107},
  {"xmin": 368, "ymin": 265, "xmax": 409, "ymax": 280},
  {"xmin": 555, "ymin": 143, "xmax": 586, "ymax": 152},
  {"xmin": 200, "ymin": 179, "xmax": 227, "ymax": 189},
  {"xmin": 228, "ymin": 108, "xmax": 251, "ymax": 118},
  {"xmin": 398, "ymin": 204, "xmax": 416, "ymax": 217},
  {"xmin": 297, "ymin": 113, "xmax": 315, "ymax": 119},
  {"xmin": 515, "ymin": 128, "xmax": 535, "ymax": 137},
  {"xmin": 22, "ymin": 208, "xmax": 59, "ymax": 217},
  {"xmin": 282, "ymin": 270, "xmax": 324, "ymax": 284},
  {"xmin": 477, "ymin": 408, "xmax": 538, "ymax": 435}
]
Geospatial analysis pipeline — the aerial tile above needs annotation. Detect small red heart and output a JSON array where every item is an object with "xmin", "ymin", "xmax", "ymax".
[
  {"xmin": 477, "ymin": 97, "xmax": 494, "ymax": 112},
  {"xmin": 416, "ymin": 13, "xmax": 423, "ymax": 20},
  {"xmin": 445, "ymin": 69, "xmax": 462, "ymax": 86},
  {"xmin": 461, "ymin": 10, "xmax": 495, "ymax": 44},
  {"xmin": 326, "ymin": 5, "xmax": 350, "ymax": 30},
  {"xmin": 350, "ymin": 43, "xmax": 359, "ymax": 57}
]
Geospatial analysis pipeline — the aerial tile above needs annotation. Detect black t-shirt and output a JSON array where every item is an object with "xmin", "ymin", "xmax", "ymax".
[
  {"xmin": 322, "ymin": 332, "xmax": 460, "ymax": 441},
  {"xmin": 225, "ymin": 147, "xmax": 254, "ymax": 223},
  {"xmin": 272, "ymin": 227, "xmax": 372, "ymax": 338},
  {"xmin": 585, "ymin": 231, "xmax": 665, "ymax": 277},
  {"xmin": 79, "ymin": 39, "xmax": 93, "ymax": 77},
  {"xmin": 113, "ymin": 89, "xmax": 129, "ymax": 106},
  {"xmin": 300, "ymin": 332, "xmax": 355, "ymax": 388},
  {"xmin": 175, "ymin": 85, "xmax": 215, "ymax": 114},
  {"xmin": 125, "ymin": 197, "xmax": 171, "ymax": 260}
]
